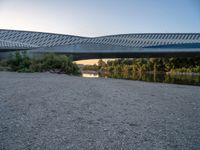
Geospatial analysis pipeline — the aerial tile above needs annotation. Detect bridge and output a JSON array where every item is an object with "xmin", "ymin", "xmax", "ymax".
[{"xmin": 0, "ymin": 29, "xmax": 200, "ymax": 60}]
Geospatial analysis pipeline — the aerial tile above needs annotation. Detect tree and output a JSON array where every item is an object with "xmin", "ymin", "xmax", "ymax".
[{"xmin": 98, "ymin": 59, "xmax": 106, "ymax": 69}]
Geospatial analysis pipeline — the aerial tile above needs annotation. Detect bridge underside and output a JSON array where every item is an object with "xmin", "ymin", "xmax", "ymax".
[
  {"xmin": 1, "ymin": 30, "xmax": 200, "ymax": 60},
  {"xmin": 1, "ymin": 48, "xmax": 200, "ymax": 60},
  {"xmin": 70, "ymin": 51, "xmax": 200, "ymax": 60}
]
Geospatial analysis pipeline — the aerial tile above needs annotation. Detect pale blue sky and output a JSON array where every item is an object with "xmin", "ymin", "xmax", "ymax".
[{"xmin": 0, "ymin": 0, "xmax": 200, "ymax": 37}]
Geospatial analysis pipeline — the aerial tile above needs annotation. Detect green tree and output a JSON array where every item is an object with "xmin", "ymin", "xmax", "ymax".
[{"xmin": 98, "ymin": 59, "xmax": 107, "ymax": 69}]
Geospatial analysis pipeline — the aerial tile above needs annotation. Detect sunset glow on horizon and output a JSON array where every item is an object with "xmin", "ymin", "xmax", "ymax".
[{"xmin": 75, "ymin": 59, "xmax": 99, "ymax": 65}]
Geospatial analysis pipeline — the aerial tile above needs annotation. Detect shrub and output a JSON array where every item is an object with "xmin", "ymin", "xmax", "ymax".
[
  {"xmin": 0, "ymin": 59, "xmax": 8, "ymax": 67},
  {"xmin": 7, "ymin": 51, "xmax": 31, "ymax": 72},
  {"xmin": 0, "ymin": 51, "xmax": 80, "ymax": 75},
  {"xmin": 40, "ymin": 54, "xmax": 80, "ymax": 75}
]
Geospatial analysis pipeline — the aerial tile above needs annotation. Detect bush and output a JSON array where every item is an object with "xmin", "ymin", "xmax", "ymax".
[
  {"xmin": 0, "ymin": 59, "xmax": 8, "ymax": 67},
  {"xmin": 6, "ymin": 51, "xmax": 31, "ymax": 72},
  {"xmin": 0, "ymin": 51, "xmax": 80, "ymax": 75}
]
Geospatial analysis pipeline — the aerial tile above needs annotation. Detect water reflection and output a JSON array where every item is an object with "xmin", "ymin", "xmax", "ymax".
[
  {"xmin": 82, "ymin": 71, "xmax": 99, "ymax": 78},
  {"xmin": 82, "ymin": 71, "xmax": 200, "ymax": 86}
]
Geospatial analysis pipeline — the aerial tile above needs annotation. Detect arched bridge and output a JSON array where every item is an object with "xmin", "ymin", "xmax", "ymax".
[{"xmin": 0, "ymin": 29, "xmax": 200, "ymax": 60}]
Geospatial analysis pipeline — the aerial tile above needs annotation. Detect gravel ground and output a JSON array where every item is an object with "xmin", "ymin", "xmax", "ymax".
[{"xmin": 0, "ymin": 72, "xmax": 200, "ymax": 150}]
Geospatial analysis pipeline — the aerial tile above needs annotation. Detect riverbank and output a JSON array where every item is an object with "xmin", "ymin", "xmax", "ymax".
[{"xmin": 0, "ymin": 72, "xmax": 200, "ymax": 149}]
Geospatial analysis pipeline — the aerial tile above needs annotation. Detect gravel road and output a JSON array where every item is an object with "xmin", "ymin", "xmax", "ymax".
[{"xmin": 0, "ymin": 72, "xmax": 200, "ymax": 150}]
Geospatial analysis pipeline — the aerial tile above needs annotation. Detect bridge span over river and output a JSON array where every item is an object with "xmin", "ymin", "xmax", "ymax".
[{"xmin": 0, "ymin": 29, "xmax": 200, "ymax": 60}]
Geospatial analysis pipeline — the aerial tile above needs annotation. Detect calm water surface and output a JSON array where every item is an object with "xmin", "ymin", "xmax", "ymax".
[{"xmin": 82, "ymin": 71, "xmax": 200, "ymax": 86}]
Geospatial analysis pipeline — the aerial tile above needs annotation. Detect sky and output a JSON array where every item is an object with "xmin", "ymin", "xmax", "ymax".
[{"xmin": 0, "ymin": 0, "xmax": 200, "ymax": 37}]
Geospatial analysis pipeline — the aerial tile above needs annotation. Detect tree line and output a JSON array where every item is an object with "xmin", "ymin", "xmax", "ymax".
[{"xmin": 83, "ymin": 57, "xmax": 200, "ymax": 74}]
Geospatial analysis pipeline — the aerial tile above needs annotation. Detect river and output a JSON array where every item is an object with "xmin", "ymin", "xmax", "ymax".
[{"xmin": 82, "ymin": 71, "xmax": 200, "ymax": 86}]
